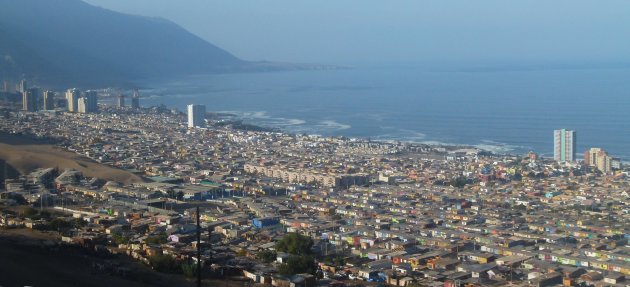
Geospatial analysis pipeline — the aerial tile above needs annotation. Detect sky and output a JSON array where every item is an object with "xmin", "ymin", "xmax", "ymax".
[{"xmin": 83, "ymin": 0, "xmax": 630, "ymax": 66}]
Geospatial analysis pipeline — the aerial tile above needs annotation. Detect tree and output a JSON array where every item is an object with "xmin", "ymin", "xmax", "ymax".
[
  {"xmin": 7, "ymin": 193, "xmax": 27, "ymax": 205},
  {"xmin": 146, "ymin": 232, "xmax": 168, "ymax": 245},
  {"xmin": 181, "ymin": 261, "xmax": 198, "ymax": 278},
  {"xmin": 39, "ymin": 211, "xmax": 51, "ymax": 219},
  {"xmin": 323, "ymin": 255, "xmax": 346, "ymax": 266},
  {"xmin": 48, "ymin": 218, "xmax": 72, "ymax": 231},
  {"xmin": 256, "ymin": 250, "xmax": 277, "ymax": 263},
  {"xmin": 449, "ymin": 177, "xmax": 468, "ymax": 188},
  {"xmin": 112, "ymin": 232, "xmax": 130, "ymax": 245},
  {"xmin": 148, "ymin": 254, "xmax": 180, "ymax": 273},
  {"xmin": 276, "ymin": 233, "xmax": 313, "ymax": 255},
  {"xmin": 23, "ymin": 207, "xmax": 38, "ymax": 218},
  {"xmin": 74, "ymin": 217, "xmax": 87, "ymax": 228},
  {"xmin": 333, "ymin": 256, "xmax": 345, "ymax": 267},
  {"xmin": 278, "ymin": 255, "xmax": 316, "ymax": 275}
]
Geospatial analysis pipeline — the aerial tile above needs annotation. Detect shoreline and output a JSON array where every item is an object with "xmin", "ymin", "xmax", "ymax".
[
  {"xmin": 205, "ymin": 112, "xmax": 517, "ymax": 156},
  {"xmin": 141, "ymin": 100, "xmax": 525, "ymax": 157}
]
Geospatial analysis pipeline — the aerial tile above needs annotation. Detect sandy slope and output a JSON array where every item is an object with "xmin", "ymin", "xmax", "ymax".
[{"xmin": 0, "ymin": 141, "xmax": 145, "ymax": 185}]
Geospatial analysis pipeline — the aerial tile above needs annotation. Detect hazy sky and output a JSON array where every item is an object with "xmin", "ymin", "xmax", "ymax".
[{"xmin": 84, "ymin": 0, "xmax": 630, "ymax": 65}]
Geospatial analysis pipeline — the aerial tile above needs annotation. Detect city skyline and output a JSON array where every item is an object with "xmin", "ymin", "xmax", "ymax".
[
  {"xmin": 0, "ymin": 1, "xmax": 628, "ymax": 286},
  {"xmin": 0, "ymin": 98, "xmax": 627, "ymax": 286}
]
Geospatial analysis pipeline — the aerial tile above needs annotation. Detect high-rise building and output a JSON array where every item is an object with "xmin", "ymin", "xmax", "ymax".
[
  {"xmin": 85, "ymin": 90, "xmax": 98, "ymax": 113},
  {"xmin": 2, "ymin": 80, "xmax": 11, "ymax": 93},
  {"xmin": 65, "ymin": 88, "xmax": 80, "ymax": 112},
  {"xmin": 78, "ymin": 97, "xmax": 88, "ymax": 113},
  {"xmin": 117, "ymin": 94, "xmax": 125, "ymax": 108},
  {"xmin": 584, "ymin": 147, "xmax": 613, "ymax": 173},
  {"xmin": 554, "ymin": 129, "xmax": 576, "ymax": 162},
  {"xmin": 22, "ymin": 88, "xmax": 38, "ymax": 112},
  {"xmin": 131, "ymin": 88, "xmax": 140, "ymax": 109},
  {"xmin": 43, "ymin": 90, "xmax": 55, "ymax": 110},
  {"xmin": 77, "ymin": 91, "xmax": 97, "ymax": 114},
  {"xmin": 187, "ymin": 104, "xmax": 206, "ymax": 128},
  {"xmin": 18, "ymin": 79, "xmax": 27, "ymax": 93}
]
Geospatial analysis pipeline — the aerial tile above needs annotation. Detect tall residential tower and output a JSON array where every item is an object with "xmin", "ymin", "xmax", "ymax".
[
  {"xmin": 43, "ymin": 90, "xmax": 55, "ymax": 110},
  {"xmin": 554, "ymin": 129, "xmax": 576, "ymax": 162},
  {"xmin": 22, "ymin": 88, "xmax": 38, "ymax": 112},
  {"xmin": 66, "ymin": 88, "xmax": 80, "ymax": 112},
  {"xmin": 131, "ymin": 89, "xmax": 140, "ymax": 109},
  {"xmin": 187, "ymin": 104, "xmax": 206, "ymax": 128}
]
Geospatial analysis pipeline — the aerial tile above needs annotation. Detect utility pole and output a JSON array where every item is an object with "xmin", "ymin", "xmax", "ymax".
[{"xmin": 197, "ymin": 206, "xmax": 201, "ymax": 287}]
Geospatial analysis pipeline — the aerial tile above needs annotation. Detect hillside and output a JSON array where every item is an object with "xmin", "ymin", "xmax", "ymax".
[
  {"xmin": 0, "ymin": 132, "xmax": 145, "ymax": 185},
  {"xmin": 0, "ymin": 0, "xmax": 244, "ymax": 87}
]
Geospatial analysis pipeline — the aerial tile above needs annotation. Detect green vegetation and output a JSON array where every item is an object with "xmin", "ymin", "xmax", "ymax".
[
  {"xmin": 276, "ymin": 233, "xmax": 313, "ymax": 255},
  {"xmin": 256, "ymin": 250, "xmax": 277, "ymax": 263},
  {"xmin": 181, "ymin": 261, "xmax": 198, "ymax": 278},
  {"xmin": 23, "ymin": 207, "xmax": 39, "ymax": 218},
  {"xmin": 449, "ymin": 176, "xmax": 469, "ymax": 188},
  {"xmin": 147, "ymin": 254, "xmax": 179, "ymax": 273},
  {"xmin": 145, "ymin": 232, "xmax": 168, "ymax": 245},
  {"xmin": 112, "ymin": 233, "xmax": 130, "ymax": 245},
  {"xmin": 278, "ymin": 255, "xmax": 316, "ymax": 275},
  {"xmin": 323, "ymin": 255, "xmax": 345, "ymax": 266},
  {"xmin": 47, "ymin": 218, "xmax": 73, "ymax": 231},
  {"xmin": 74, "ymin": 218, "xmax": 87, "ymax": 228},
  {"xmin": 6, "ymin": 193, "xmax": 27, "ymax": 205},
  {"xmin": 21, "ymin": 208, "xmax": 54, "ymax": 220},
  {"xmin": 166, "ymin": 190, "xmax": 185, "ymax": 200},
  {"xmin": 276, "ymin": 233, "xmax": 317, "ymax": 275}
]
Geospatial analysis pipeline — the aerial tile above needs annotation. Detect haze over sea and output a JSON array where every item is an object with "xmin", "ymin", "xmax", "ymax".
[{"xmin": 141, "ymin": 65, "xmax": 630, "ymax": 160}]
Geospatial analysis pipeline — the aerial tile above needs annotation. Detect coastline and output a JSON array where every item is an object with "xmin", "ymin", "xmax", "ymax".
[
  {"xmin": 205, "ymin": 112, "xmax": 508, "ymax": 156},
  {"xmin": 134, "ymin": 66, "xmax": 630, "ymax": 161}
]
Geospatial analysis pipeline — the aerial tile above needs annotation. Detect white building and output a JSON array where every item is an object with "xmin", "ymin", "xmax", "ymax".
[
  {"xmin": 65, "ymin": 88, "xmax": 80, "ymax": 112},
  {"xmin": 78, "ymin": 97, "xmax": 87, "ymax": 113},
  {"xmin": 187, "ymin": 104, "xmax": 206, "ymax": 128}
]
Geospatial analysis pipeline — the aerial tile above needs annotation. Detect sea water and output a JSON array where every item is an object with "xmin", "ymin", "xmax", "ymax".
[{"xmin": 140, "ymin": 65, "xmax": 630, "ymax": 160}]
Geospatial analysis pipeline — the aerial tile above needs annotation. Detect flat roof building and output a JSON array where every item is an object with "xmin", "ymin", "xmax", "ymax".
[
  {"xmin": 554, "ymin": 129, "xmax": 576, "ymax": 162},
  {"xmin": 43, "ymin": 90, "xmax": 55, "ymax": 110},
  {"xmin": 66, "ymin": 88, "xmax": 80, "ymax": 112},
  {"xmin": 22, "ymin": 88, "xmax": 38, "ymax": 112},
  {"xmin": 187, "ymin": 104, "xmax": 206, "ymax": 128}
]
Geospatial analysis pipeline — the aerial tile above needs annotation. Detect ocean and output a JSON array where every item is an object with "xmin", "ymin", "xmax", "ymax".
[{"xmin": 140, "ymin": 65, "xmax": 630, "ymax": 160}]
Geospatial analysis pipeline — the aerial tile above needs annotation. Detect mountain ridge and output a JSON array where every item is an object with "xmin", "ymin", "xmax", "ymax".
[{"xmin": 0, "ymin": 0, "xmax": 246, "ymax": 88}]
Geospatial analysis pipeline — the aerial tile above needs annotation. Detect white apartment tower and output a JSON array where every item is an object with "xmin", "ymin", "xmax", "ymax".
[
  {"xmin": 187, "ymin": 104, "xmax": 206, "ymax": 128},
  {"xmin": 65, "ymin": 88, "xmax": 80, "ymax": 112}
]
